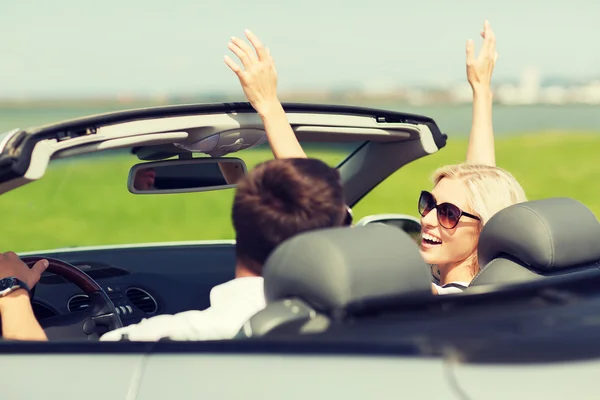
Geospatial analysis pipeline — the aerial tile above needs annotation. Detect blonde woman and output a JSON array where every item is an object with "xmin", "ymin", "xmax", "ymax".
[
  {"xmin": 224, "ymin": 22, "xmax": 527, "ymax": 295},
  {"xmin": 420, "ymin": 164, "xmax": 526, "ymax": 294}
]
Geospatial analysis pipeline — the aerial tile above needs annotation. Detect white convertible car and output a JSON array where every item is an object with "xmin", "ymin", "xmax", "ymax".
[{"xmin": 0, "ymin": 102, "xmax": 599, "ymax": 399}]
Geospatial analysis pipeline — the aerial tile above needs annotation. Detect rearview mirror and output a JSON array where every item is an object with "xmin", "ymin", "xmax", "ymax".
[
  {"xmin": 128, "ymin": 157, "xmax": 247, "ymax": 194},
  {"xmin": 355, "ymin": 214, "xmax": 421, "ymax": 242}
]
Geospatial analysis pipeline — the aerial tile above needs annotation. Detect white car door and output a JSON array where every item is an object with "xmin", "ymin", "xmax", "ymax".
[
  {"xmin": 0, "ymin": 348, "xmax": 144, "ymax": 400},
  {"xmin": 134, "ymin": 351, "xmax": 461, "ymax": 400}
]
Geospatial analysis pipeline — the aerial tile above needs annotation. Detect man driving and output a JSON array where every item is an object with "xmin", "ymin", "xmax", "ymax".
[{"xmin": 0, "ymin": 158, "xmax": 350, "ymax": 341}]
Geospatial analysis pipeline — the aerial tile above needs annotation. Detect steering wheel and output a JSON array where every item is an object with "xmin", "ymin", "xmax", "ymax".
[{"xmin": 22, "ymin": 256, "xmax": 123, "ymax": 340}]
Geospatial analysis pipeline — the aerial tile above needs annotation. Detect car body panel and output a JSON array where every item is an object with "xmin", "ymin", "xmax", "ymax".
[
  {"xmin": 136, "ymin": 354, "xmax": 455, "ymax": 400},
  {"xmin": 1, "ymin": 342, "xmax": 598, "ymax": 400},
  {"xmin": 452, "ymin": 360, "xmax": 600, "ymax": 400},
  {"xmin": 0, "ymin": 340, "xmax": 458, "ymax": 400},
  {"xmin": 0, "ymin": 353, "xmax": 143, "ymax": 399}
]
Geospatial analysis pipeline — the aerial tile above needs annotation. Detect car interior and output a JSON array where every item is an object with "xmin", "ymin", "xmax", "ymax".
[
  {"xmin": 237, "ymin": 223, "xmax": 433, "ymax": 339},
  {"xmin": 1, "ymin": 103, "xmax": 599, "ymax": 344},
  {"xmin": 236, "ymin": 196, "xmax": 600, "ymax": 345},
  {"xmin": 0, "ymin": 103, "xmax": 449, "ymax": 340},
  {"xmin": 22, "ymin": 242, "xmax": 237, "ymax": 339}
]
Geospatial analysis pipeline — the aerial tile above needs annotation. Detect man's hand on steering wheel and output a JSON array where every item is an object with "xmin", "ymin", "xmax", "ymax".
[
  {"xmin": 0, "ymin": 252, "xmax": 48, "ymax": 292},
  {"xmin": 0, "ymin": 253, "xmax": 123, "ymax": 341},
  {"xmin": 0, "ymin": 252, "xmax": 49, "ymax": 341}
]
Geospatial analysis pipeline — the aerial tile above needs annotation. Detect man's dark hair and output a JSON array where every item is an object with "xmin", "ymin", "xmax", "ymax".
[{"xmin": 232, "ymin": 157, "xmax": 346, "ymax": 275}]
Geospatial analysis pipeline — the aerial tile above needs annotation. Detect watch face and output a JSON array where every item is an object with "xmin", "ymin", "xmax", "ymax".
[
  {"xmin": 0, "ymin": 277, "xmax": 17, "ymax": 290},
  {"xmin": 0, "ymin": 277, "xmax": 19, "ymax": 296}
]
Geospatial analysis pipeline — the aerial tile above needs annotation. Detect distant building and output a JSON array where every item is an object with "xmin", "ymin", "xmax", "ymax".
[
  {"xmin": 520, "ymin": 66, "xmax": 541, "ymax": 104},
  {"xmin": 449, "ymin": 82, "xmax": 473, "ymax": 104},
  {"xmin": 496, "ymin": 67, "xmax": 540, "ymax": 105}
]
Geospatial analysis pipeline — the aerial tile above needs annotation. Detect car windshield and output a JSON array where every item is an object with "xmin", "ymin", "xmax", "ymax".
[{"xmin": 0, "ymin": 141, "xmax": 362, "ymax": 253}]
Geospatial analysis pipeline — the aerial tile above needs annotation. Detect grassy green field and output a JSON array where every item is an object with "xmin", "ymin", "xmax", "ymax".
[{"xmin": 1, "ymin": 131, "xmax": 599, "ymax": 253}]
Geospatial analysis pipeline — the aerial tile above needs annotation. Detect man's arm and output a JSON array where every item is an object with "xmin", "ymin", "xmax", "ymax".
[
  {"xmin": 0, "ymin": 290, "xmax": 47, "ymax": 341},
  {"xmin": 224, "ymin": 30, "xmax": 307, "ymax": 159},
  {"xmin": 99, "ymin": 309, "xmax": 223, "ymax": 342},
  {"xmin": 465, "ymin": 20, "xmax": 498, "ymax": 166},
  {"xmin": 0, "ymin": 253, "xmax": 48, "ymax": 341}
]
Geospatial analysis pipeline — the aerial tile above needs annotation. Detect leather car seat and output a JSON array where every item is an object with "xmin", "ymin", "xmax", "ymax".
[
  {"xmin": 238, "ymin": 224, "xmax": 432, "ymax": 338},
  {"xmin": 470, "ymin": 197, "xmax": 600, "ymax": 288}
]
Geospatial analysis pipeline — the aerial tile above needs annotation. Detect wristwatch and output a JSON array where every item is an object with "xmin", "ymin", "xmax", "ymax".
[{"xmin": 0, "ymin": 277, "xmax": 30, "ymax": 297}]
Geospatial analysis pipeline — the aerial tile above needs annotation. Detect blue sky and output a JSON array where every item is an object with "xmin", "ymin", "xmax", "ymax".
[{"xmin": 0, "ymin": 0, "xmax": 597, "ymax": 98}]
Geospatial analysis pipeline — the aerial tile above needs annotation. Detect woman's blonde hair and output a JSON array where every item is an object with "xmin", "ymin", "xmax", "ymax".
[
  {"xmin": 432, "ymin": 163, "xmax": 527, "ymax": 225},
  {"xmin": 431, "ymin": 163, "xmax": 527, "ymax": 276}
]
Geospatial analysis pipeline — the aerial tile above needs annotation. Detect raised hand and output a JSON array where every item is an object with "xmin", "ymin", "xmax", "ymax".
[
  {"xmin": 223, "ymin": 29, "xmax": 306, "ymax": 159},
  {"xmin": 466, "ymin": 20, "xmax": 498, "ymax": 91},
  {"xmin": 224, "ymin": 30, "xmax": 279, "ymax": 116},
  {"xmin": 464, "ymin": 20, "xmax": 497, "ymax": 166}
]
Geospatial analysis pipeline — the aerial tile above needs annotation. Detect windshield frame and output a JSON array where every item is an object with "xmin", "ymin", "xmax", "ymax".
[{"xmin": 0, "ymin": 128, "xmax": 20, "ymax": 154}]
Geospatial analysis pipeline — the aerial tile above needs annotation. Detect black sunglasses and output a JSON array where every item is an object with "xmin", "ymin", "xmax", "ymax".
[{"xmin": 418, "ymin": 190, "xmax": 480, "ymax": 229}]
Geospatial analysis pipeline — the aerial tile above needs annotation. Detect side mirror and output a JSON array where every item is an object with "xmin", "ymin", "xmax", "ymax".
[
  {"xmin": 355, "ymin": 214, "xmax": 421, "ymax": 243},
  {"xmin": 128, "ymin": 157, "xmax": 247, "ymax": 194}
]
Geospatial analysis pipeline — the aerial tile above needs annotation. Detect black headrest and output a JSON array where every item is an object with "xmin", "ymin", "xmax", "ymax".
[
  {"xmin": 478, "ymin": 198, "xmax": 600, "ymax": 271},
  {"xmin": 262, "ymin": 224, "xmax": 432, "ymax": 318}
]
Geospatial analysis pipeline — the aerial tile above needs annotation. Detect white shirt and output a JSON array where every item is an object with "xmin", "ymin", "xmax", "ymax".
[
  {"xmin": 100, "ymin": 276, "xmax": 266, "ymax": 342},
  {"xmin": 430, "ymin": 265, "xmax": 469, "ymax": 295},
  {"xmin": 432, "ymin": 281, "xmax": 470, "ymax": 295}
]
